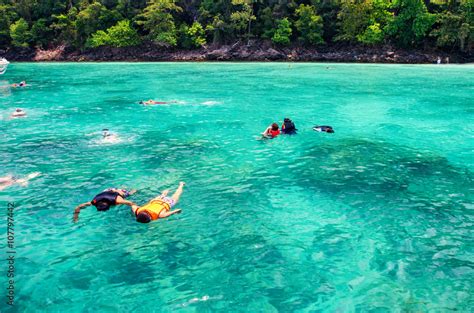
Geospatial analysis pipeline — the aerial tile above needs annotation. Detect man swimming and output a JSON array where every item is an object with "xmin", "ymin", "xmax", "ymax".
[
  {"xmin": 0, "ymin": 172, "xmax": 40, "ymax": 191},
  {"xmin": 281, "ymin": 118, "xmax": 297, "ymax": 134},
  {"xmin": 132, "ymin": 182, "xmax": 185, "ymax": 223},
  {"xmin": 11, "ymin": 81, "xmax": 27, "ymax": 88},
  {"xmin": 10, "ymin": 108, "xmax": 26, "ymax": 118},
  {"xmin": 73, "ymin": 188, "xmax": 137, "ymax": 222},
  {"xmin": 101, "ymin": 128, "xmax": 120, "ymax": 143}
]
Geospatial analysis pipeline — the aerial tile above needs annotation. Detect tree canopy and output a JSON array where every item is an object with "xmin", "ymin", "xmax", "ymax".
[{"xmin": 0, "ymin": 0, "xmax": 471, "ymax": 52}]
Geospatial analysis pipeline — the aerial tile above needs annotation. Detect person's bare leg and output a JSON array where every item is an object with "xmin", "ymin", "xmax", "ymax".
[
  {"xmin": 171, "ymin": 182, "xmax": 185, "ymax": 204},
  {"xmin": 152, "ymin": 189, "xmax": 170, "ymax": 201},
  {"xmin": 0, "ymin": 175, "xmax": 14, "ymax": 184}
]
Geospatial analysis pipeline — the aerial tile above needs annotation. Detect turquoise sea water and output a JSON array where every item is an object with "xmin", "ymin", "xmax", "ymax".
[{"xmin": 0, "ymin": 63, "xmax": 473, "ymax": 312}]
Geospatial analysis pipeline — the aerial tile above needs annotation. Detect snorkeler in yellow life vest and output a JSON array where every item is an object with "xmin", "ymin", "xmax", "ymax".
[{"xmin": 132, "ymin": 182, "xmax": 185, "ymax": 223}]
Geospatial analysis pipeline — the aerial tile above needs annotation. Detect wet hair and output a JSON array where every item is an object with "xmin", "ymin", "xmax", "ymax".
[
  {"xmin": 136, "ymin": 212, "xmax": 152, "ymax": 223},
  {"xmin": 284, "ymin": 118, "xmax": 290, "ymax": 123},
  {"xmin": 139, "ymin": 101, "xmax": 144, "ymax": 104},
  {"xmin": 271, "ymin": 123, "xmax": 279, "ymax": 130},
  {"xmin": 95, "ymin": 201, "xmax": 111, "ymax": 211}
]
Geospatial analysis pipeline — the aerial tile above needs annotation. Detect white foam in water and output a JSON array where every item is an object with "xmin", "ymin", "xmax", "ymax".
[
  {"xmin": 87, "ymin": 131, "xmax": 135, "ymax": 146},
  {"xmin": 177, "ymin": 295, "xmax": 223, "ymax": 308},
  {"xmin": 201, "ymin": 100, "xmax": 222, "ymax": 105}
]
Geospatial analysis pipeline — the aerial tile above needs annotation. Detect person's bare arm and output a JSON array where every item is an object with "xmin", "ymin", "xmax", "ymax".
[
  {"xmin": 159, "ymin": 209, "xmax": 182, "ymax": 219},
  {"xmin": 73, "ymin": 202, "xmax": 91, "ymax": 222},
  {"xmin": 115, "ymin": 196, "xmax": 136, "ymax": 207}
]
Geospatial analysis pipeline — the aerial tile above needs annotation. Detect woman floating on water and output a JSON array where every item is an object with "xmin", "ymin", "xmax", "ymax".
[
  {"xmin": 0, "ymin": 172, "xmax": 40, "ymax": 191},
  {"xmin": 133, "ymin": 182, "xmax": 185, "ymax": 223},
  {"xmin": 139, "ymin": 100, "xmax": 177, "ymax": 105}
]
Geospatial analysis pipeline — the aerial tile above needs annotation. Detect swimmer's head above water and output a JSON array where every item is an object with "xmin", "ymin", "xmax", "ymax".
[
  {"xmin": 11, "ymin": 108, "xmax": 26, "ymax": 117},
  {"xmin": 136, "ymin": 211, "xmax": 152, "ymax": 223},
  {"xmin": 102, "ymin": 128, "xmax": 110, "ymax": 137}
]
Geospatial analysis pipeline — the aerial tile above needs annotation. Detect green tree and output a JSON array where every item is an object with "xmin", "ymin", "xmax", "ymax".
[
  {"xmin": 358, "ymin": 22, "xmax": 384, "ymax": 44},
  {"xmin": 31, "ymin": 18, "xmax": 52, "ymax": 48},
  {"xmin": 10, "ymin": 18, "xmax": 31, "ymax": 47},
  {"xmin": 0, "ymin": 4, "xmax": 17, "ymax": 46},
  {"xmin": 337, "ymin": 0, "xmax": 392, "ymax": 45},
  {"xmin": 294, "ymin": 4, "xmax": 324, "ymax": 45},
  {"xmin": 337, "ymin": 0, "xmax": 372, "ymax": 42},
  {"xmin": 106, "ymin": 19, "xmax": 140, "ymax": 47},
  {"xmin": 387, "ymin": 0, "xmax": 436, "ymax": 46},
  {"xmin": 88, "ymin": 19, "xmax": 140, "ymax": 48},
  {"xmin": 272, "ymin": 18, "xmax": 292, "ymax": 46},
  {"xmin": 50, "ymin": 8, "xmax": 78, "ymax": 47},
  {"xmin": 137, "ymin": 0, "xmax": 182, "ymax": 46},
  {"xmin": 257, "ymin": 7, "xmax": 275, "ymax": 39},
  {"xmin": 179, "ymin": 21, "xmax": 206, "ymax": 48},
  {"xmin": 75, "ymin": 2, "xmax": 121, "ymax": 47},
  {"xmin": 230, "ymin": 0, "xmax": 255, "ymax": 43}
]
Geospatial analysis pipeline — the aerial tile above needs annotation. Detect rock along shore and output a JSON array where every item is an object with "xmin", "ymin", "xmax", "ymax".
[{"xmin": 2, "ymin": 41, "xmax": 472, "ymax": 64}]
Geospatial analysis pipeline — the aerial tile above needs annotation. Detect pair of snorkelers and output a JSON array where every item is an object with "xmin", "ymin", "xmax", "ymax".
[
  {"xmin": 262, "ymin": 117, "xmax": 298, "ymax": 138},
  {"xmin": 74, "ymin": 182, "xmax": 185, "ymax": 224}
]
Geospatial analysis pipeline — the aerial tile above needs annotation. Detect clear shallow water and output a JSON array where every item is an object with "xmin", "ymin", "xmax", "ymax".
[{"xmin": 0, "ymin": 62, "xmax": 473, "ymax": 312}]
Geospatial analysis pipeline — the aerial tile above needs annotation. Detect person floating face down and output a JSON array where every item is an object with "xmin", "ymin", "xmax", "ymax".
[
  {"xmin": 262, "ymin": 123, "xmax": 281, "ymax": 138},
  {"xmin": 132, "ymin": 182, "xmax": 185, "ymax": 223},
  {"xmin": 281, "ymin": 118, "xmax": 297, "ymax": 135},
  {"xmin": 11, "ymin": 81, "xmax": 26, "ymax": 88},
  {"xmin": 73, "ymin": 188, "xmax": 137, "ymax": 222}
]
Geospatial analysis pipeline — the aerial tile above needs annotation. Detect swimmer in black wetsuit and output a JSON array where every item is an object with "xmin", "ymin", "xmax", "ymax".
[
  {"xmin": 281, "ymin": 118, "xmax": 297, "ymax": 135},
  {"xmin": 73, "ymin": 188, "xmax": 137, "ymax": 222}
]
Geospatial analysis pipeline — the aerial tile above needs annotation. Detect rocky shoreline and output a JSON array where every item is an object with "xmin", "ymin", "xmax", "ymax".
[{"xmin": 2, "ymin": 41, "xmax": 472, "ymax": 64}]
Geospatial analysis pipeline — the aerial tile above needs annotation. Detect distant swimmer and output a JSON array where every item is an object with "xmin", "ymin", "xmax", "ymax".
[
  {"xmin": 281, "ymin": 118, "xmax": 297, "ymax": 135},
  {"xmin": 139, "ymin": 100, "xmax": 177, "ymax": 105},
  {"xmin": 132, "ymin": 182, "xmax": 185, "ymax": 223},
  {"xmin": 11, "ymin": 81, "xmax": 27, "ymax": 88},
  {"xmin": 73, "ymin": 188, "xmax": 137, "ymax": 222},
  {"xmin": 262, "ymin": 123, "xmax": 281, "ymax": 139},
  {"xmin": 10, "ymin": 108, "xmax": 26, "ymax": 118},
  {"xmin": 313, "ymin": 125, "xmax": 334, "ymax": 133},
  {"xmin": 101, "ymin": 128, "xmax": 120, "ymax": 143},
  {"xmin": 0, "ymin": 172, "xmax": 40, "ymax": 191},
  {"xmin": 102, "ymin": 128, "xmax": 112, "ymax": 138}
]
